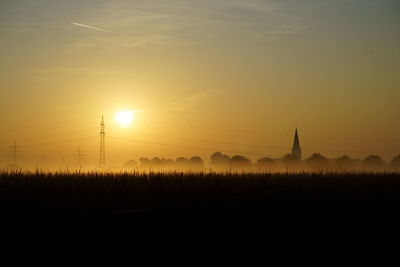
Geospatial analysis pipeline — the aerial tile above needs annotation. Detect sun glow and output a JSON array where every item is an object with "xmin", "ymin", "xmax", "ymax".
[{"xmin": 115, "ymin": 110, "xmax": 135, "ymax": 126}]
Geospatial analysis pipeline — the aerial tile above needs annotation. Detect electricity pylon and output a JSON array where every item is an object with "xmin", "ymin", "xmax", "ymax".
[
  {"xmin": 100, "ymin": 115, "xmax": 105, "ymax": 166},
  {"xmin": 74, "ymin": 146, "xmax": 85, "ymax": 166},
  {"xmin": 9, "ymin": 141, "xmax": 21, "ymax": 165}
]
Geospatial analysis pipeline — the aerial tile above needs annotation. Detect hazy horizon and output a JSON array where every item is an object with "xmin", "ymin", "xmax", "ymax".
[{"xmin": 1, "ymin": 0, "xmax": 399, "ymax": 166}]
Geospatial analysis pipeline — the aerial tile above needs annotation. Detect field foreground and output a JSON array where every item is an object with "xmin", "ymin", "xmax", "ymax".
[{"xmin": 1, "ymin": 171, "xmax": 400, "ymax": 252}]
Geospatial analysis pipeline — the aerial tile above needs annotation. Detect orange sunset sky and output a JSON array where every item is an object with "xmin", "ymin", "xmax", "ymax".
[{"xmin": 0, "ymin": 0, "xmax": 399, "ymax": 167}]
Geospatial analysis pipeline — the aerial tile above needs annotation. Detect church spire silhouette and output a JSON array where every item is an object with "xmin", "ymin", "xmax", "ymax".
[{"xmin": 291, "ymin": 128, "xmax": 302, "ymax": 160}]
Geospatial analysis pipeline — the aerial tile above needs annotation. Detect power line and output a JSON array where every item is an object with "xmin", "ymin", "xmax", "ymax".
[
  {"xmin": 128, "ymin": 120, "xmax": 400, "ymax": 146},
  {"xmin": 23, "ymin": 136, "xmax": 97, "ymax": 148},
  {"xmin": 106, "ymin": 128, "xmax": 289, "ymax": 150},
  {"xmin": 106, "ymin": 128, "xmax": 391, "ymax": 156},
  {"xmin": 106, "ymin": 135, "xmax": 279, "ymax": 157}
]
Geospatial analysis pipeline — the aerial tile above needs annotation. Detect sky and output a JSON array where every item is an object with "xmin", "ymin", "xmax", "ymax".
[{"xmin": 0, "ymin": 0, "xmax": 399, "ymax": 167}]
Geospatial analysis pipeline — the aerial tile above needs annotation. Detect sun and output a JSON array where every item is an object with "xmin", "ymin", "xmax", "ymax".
[{"xmin": 115, "ymin": 110, "xmax": 135, "ymax": 126}]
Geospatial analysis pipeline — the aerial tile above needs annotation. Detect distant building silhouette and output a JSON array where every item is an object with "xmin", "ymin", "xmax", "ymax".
[{"xmin": 291, "ymin": 128, "xmax": 302, "ymax": 160}]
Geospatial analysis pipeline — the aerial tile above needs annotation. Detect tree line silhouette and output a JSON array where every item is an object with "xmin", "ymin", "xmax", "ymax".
[{"xmin": 124, "ymin": 152, "xmax": 400, "ymax": 172}]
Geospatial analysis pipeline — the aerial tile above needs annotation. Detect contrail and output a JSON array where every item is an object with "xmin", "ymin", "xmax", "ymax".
[{"xmin": 71, "ymin": 22, "xmax": 118, "ymax": 34}]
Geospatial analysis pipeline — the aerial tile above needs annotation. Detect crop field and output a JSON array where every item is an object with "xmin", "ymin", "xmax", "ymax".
[{"xmin": 1, "ymin": 171, "xmax": 400, "ymax": 251}]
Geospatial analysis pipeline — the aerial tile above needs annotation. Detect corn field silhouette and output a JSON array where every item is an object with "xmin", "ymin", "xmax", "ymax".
[{"xmin": 1, "ymin": 170, "xmax": 400, "ymax": 251}]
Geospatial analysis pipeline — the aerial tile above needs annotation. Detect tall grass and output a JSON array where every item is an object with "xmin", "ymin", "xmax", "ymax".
[{"xmin": 1, "ymin": 171, "xmax": 399, "ymax": 228}]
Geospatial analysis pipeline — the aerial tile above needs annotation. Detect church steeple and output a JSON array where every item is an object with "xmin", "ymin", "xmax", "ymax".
[{"xmin": 291, "ymin": 128, "xmax": 302, "ymax": 160}]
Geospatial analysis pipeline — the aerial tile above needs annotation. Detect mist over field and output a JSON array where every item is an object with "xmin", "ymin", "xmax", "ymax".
[{"xmin": 4, "ymin": 151, "xmax": 400, "ymax": 173}]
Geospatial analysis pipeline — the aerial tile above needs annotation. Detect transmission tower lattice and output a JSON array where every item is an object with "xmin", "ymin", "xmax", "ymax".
[
  {"xmin": 9, "ymin": 141, "xmax": 21, "ymax": 164},
  {"xmin": 100, "ymin": 115, "xmax": 105, "ymax": 166},
  {"xmin": 74, "ymin": 146, "xmax": 85, "ymax": 166}
]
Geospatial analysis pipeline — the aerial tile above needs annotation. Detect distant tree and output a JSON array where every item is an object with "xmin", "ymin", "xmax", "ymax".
[
  {"xmin": 210, "ymin": 152, "xmax": 231, "ymax": 168},
  {"xmin": 151, "ymin": 157, "xmax": 162, "ymax": 167},
  {"xmin": 307, "ymin": 153, "xmax": 328, "ymax": 162},
  {"xmin": 362, "ymin": 155, "xmax": 385, "ymax": 169},
  {"xmin": 257, "ymin": 157, "xmax": 275, "ymax": 164},
  {"xmin": 307, "ymin": 153, "xmax": 329, "ymax": 169},
  {"xmin": 229, "ymin": 155, "xmax": 252, "ymax": 169},
  {"xmin": 139, "ymin": 157, "xmax": 151, "ymax": 167},
  {"xmin": 282, "ymin": 153, "xmax": 298, "ymax": 163},
  {"xmin": 124, "ymin": 160, "xmax": 137, "ymax": 168},
  {"xmin": 335, "ymin": 155, "xmax": 353, "ymax": 170},
  {"xmin": 255, "ymin": 157, "xmax": 276, "ymax": 169},
  {"xmin": 189, "ymin": 156, "xmax": 204, "ymax": 169},
  {"xmin": 164, "ymin": 159, "xmax": 174, "ymax": 165},
  {"xmin": 175, "ymin": 157, "xmax": 189, "ymax": 167},
  {"xmin": 391, "ymin": 155, "xmax": 400, "ymax": 169},
  {"xmin": 160, "ymin": 158, "xmax": 174, "ymax": 169}
]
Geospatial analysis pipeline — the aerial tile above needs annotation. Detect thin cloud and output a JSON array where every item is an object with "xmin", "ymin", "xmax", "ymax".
[
  {"xmin": 253, "ymin": 24, "xmax": 309, "ymax": 43},
  {"xmin": 71, "ymin": 21, "xmax": 148, "ymax": 50},
  {"xmin": 71, "ymin": 21, "xmax": 119, "ymax": 35},
  {"xmin": 69, "ymin": 0, "xmax": 307, "ymax": 50}
]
